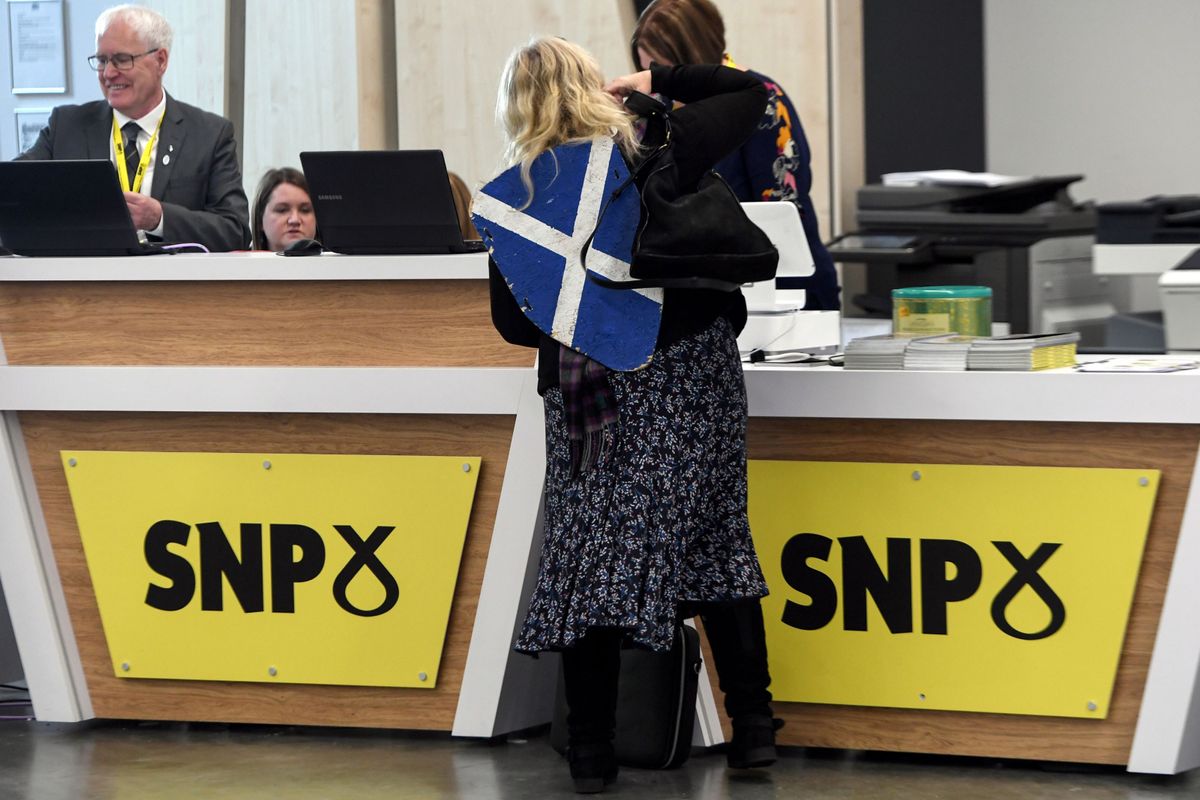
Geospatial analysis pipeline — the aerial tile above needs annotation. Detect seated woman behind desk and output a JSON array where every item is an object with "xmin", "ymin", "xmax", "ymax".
[{"xmin": 251, "ymin": 167, "xmax": 317, "ymax": 251}]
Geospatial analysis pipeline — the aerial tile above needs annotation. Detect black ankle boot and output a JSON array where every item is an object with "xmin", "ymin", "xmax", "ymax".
[
  {"xmin": 699, "ymin": 598, "xmax": 777, "ymax": 766},
  {"xmin": 727, "ymin": 714, "xmax": 782, "ymax": 769},
  {"xmin": 567, "ymin": 741, "xmax": 618, "ymax": 793},
  {"xmin": 562, "ymin": 629, "xmax": 623, "ymax": 792}
]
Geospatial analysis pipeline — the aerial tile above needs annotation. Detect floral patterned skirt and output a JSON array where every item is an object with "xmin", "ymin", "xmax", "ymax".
[{"xmin": 514, "ymin": 317, "xmax": 769, "ymax": 655}]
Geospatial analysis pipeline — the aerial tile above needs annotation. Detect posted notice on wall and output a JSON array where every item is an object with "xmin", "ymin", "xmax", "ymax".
[{"xmin": 8, "ymin": 0, "xmax": 66, "ymax": 94}]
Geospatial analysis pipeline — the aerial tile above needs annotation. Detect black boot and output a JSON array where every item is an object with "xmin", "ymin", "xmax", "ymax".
[
  {"xmin": 727, "ymin": 714, "xmax": 783, "ymax": 769},
  {"xmin": 562, "ymin": 628, "xmax": 622, "ymax": 793},
  {"xmin": 698, "ymin": 598, "xmax": 780, "ymax": 769},
  {"xmin": 567, "ymin": 740, "xmax": 618, "ymax": 794}
]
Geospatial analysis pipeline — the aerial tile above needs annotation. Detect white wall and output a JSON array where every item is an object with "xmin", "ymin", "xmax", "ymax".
[
  {"xmin": 986, "ymin": 0, "xmax": 1200, "ymax": 203},
  {"xmin": 0, "ymin": 1, "xmax": 226, "ymax": 161},
  {"xmin": 1, "ymin": 0, "xmax": 111, "ymax": 159}
]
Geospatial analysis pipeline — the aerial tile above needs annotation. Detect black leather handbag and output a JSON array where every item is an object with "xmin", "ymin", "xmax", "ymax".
[
  {"xmin": 585, "ymin": 92, "xmax": 779, "ymax": 292},
  {"xmin": 550, "ymin": 623, "xmax": 702, "ymax": 769}
]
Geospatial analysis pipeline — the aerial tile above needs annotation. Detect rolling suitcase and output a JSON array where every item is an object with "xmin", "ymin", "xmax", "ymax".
[{"xmin": 551, "ymin": 623, "xmax": 702, "ymax": 769}]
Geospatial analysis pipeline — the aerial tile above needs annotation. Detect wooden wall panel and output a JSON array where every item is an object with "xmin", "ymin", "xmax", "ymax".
[
  {"xmin": 0, "ymin": 280, "xmax": 533, "ymax": 368},
  {"xmin": 392, "ymin": 0, "xmax": 633, "ymax": 192},
  {"xmin": 720, "ymin": 1, "xmax": 832, "ymax": 236},
  {"xmin": 355, "ymin": 0, "xmax": 397, "ymax": 150},
  {"xmin": 141, "ymin": 1, "xmax": 227, "ymax": 119},
  {"xmin": 241, "ymin": 0, "xmax": 360, "ymax": 207},
  {"xmin": 831, "ymin": 0, "xmax": 864, "ymax": 239},
  {"xmin": 701, "ymin": 418, "xmax": 1200, "ymax": 764},
  {"xmin": 387, "ymin": 0, "xmax": 846, "ymax": 270},
  {"xmin": 19, "ymin": 411, "xmax": 517, "ymax": 730}
]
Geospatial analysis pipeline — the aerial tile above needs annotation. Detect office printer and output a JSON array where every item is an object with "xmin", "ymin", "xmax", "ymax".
[
  {"xmin": 1106, "ymin": 197, "xmax": 1200, "ymax": 352},
  {"xmin": 1092, "ymin": 196, "xmax": 1200, "ymax": 352},
  {"xmin": 828, "ymin": 175, "xmax": 1138, "ymax": 346},
  {"xmin": 1097, "ymin": 195, "xmax": 1200, "ymax": 244}
]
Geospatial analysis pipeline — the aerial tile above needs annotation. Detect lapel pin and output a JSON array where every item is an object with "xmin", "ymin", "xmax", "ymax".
[
  {"xmin": 162, "ymin": 154, "xmax": 170, "ymax": 165},
  {"xmin": 169, "ymin": 144, "xmax": 174, "ymax": 151}
]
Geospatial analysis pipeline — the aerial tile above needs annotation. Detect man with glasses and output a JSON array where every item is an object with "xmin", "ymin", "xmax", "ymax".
[{"xmin": 17, "ymin": 4, "xmax": 250, "ymax": 251}]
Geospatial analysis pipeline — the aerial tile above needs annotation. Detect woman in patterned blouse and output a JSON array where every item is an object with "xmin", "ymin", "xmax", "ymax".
[{"xmin": 632, "ymin": 0, "xmax": 842, "ymax": 311}]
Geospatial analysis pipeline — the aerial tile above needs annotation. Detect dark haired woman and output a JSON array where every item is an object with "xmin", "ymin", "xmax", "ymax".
[
  {"xmin": 251, "ymin": 166, "xmax": 316, "ymax": 251},
  {"xmin": 632, "ymin": 0, "xmax": 840, "ymax": 310}
]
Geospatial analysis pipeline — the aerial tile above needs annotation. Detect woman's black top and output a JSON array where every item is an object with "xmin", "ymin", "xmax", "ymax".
[{"xmin": 489, "ymin": 63, "xmax": 769, "ymax": 394}]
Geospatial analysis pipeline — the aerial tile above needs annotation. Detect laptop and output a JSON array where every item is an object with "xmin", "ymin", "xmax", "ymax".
[
  {"xmin": 0, "ymin": 160, "xmax": 164, "ymax": 256},
  {"xmin": 740, "ymin": 201, "xmax": 815, "ymax": 309},
  {"xmin": 300, "ymin": 150, "xmax": 485, "ymax": 255}
]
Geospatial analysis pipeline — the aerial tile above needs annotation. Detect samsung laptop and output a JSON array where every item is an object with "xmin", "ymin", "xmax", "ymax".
[
  {"xmin": 0, "ymin": 160, "xmax": 165, "ymax": 256},
  {"xmin": 300, "ymin": 149, "xmax": 485, "ymax": 255}
]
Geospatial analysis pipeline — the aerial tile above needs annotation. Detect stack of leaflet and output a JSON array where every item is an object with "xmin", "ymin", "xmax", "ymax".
[
  {"xmin": 902, "ymin": 334, "xmax": 977, "ymax": 371},
  {"xmin": 843, "ymin": 334, "xmax": 911, "ymax": 370},
  {"xmin": 966, "ymin": 332, "xmax": 1081, "ymax": 371}
]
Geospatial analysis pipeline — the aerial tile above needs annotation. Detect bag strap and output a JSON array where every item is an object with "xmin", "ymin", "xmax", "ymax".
[
  {"xmin": 622, "ymin": 90, "xmax": 669, "ymax": 120},
  {"xmin": 579, "ymin": 94, "xmax": 678, "ymax": 289}
]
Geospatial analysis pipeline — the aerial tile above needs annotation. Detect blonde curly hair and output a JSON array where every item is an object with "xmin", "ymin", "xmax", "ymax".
[{"xmin": 497, "ymin": 37, "xmax": 639, "ymax": 204}]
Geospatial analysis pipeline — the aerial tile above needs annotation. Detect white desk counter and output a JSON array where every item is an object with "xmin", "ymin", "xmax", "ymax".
[
  {"xmin": 0, "ymin": 250, "xmax": 489, "ymax": 281},
  {"xmin": 1, "ymin": 259, "xmax": 1199, "ymax": 773},
  {"xmin": 744, "ymin": 362, "xmax": 1200, "ymax": 424}
]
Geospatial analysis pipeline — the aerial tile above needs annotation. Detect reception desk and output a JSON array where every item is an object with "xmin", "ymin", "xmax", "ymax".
[
  {"xmin": 2, "ymin": 254, "xmax": 1199, "ymax": 774},
  {"xmin": 0, "ymin": 252, "xmax": 556, "ymax": 738},
  {"xmin": 737, "ymin": 365, "xmax": 1200, "ymax": 775}
]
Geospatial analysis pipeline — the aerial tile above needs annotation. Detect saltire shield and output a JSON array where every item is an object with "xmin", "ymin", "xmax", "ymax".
[{"xmin": 471, "ymin": 137, "xmax": 663, "ymax": 371}]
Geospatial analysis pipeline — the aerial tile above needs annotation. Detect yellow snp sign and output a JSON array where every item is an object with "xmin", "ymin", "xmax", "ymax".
[
  {"xmin": 62, "ymin": 451, "xmax": 481, "ymax": 689},
  {"xmin": 748, "ymin": 460, "xmax": 1159, "ymax": 719}
]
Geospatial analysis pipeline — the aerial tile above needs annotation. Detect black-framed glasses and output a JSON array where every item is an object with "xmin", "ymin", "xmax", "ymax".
[{"xmin": 87, "ymin": 48, "xmax": 159, "ymax": 72}]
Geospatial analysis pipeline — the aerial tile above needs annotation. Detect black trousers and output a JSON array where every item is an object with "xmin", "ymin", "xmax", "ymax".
[{"xmin": 561, "ymin": 598, "xmax": 773, "ymax": 744}]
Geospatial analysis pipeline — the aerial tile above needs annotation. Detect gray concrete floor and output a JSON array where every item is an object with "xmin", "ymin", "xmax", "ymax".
[{"xmin": 3, "ymin": 685, "xmax": 1200, "ymax": 799}]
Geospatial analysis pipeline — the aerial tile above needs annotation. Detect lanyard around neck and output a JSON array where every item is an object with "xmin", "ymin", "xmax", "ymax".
[{"xmin": 112, "ymin": 112, "xmax": 164, "ymax": 194}]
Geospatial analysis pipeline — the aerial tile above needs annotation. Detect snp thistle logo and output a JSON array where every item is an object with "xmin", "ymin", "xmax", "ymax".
[
  {"xmin": 143, "ymin": 521, "xmax": 399, "ymax": 617},
  {"xmin": 779, "ymin": 534, "xmax": 1066, "ymax": 640}
]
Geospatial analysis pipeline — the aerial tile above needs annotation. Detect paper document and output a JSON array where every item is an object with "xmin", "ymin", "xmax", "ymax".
[
  {"xmin": 1075, "ymin": 357, "xmax": 1199, "ymax": 373},
  {"xmin": 881, "ymin": 169, "xmax": 1029, "ymax": 188}
]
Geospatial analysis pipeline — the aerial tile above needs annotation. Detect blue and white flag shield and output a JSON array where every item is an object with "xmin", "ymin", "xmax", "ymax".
[{"xmin": 472, "ymin": 138, "xmax": 663, "ymax": 371}]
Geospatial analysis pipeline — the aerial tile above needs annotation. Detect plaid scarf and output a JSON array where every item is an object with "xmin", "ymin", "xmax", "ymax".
[{"xmin": 559, "ymin": 344, "xmax": 618, "ymax": 477}]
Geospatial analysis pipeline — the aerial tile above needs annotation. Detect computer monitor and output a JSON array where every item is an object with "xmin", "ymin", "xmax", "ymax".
[
  {"xmin": 0, "ymin": 160, "xmax": 152, "ymax": 256},
  {"xmin": 300, "ymin": 150, "xmax": 482, "ymax": 255},
  {"xmin": 740, "ymin": 201, "xmax": 815, "ymax": 309}
]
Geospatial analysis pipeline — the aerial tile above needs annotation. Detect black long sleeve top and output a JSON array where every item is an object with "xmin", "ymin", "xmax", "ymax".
[{"xmin": 489, "ymin": 63, "xmax": 769, "ymax": 394}]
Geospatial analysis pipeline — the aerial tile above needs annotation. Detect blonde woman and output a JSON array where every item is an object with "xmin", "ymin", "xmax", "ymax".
[{"xmin": 486, "ymin": 37, "xmax": 777, "ymax": 793}]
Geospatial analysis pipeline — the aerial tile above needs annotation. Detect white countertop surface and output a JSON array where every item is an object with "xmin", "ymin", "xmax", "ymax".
[
  {"xmin": 0, "ymin": 362, "xmax": 1194, "ymax": 425},
  {"xmin": 0, "ymin": 251, "xmax": 490, "ymax": 281}
]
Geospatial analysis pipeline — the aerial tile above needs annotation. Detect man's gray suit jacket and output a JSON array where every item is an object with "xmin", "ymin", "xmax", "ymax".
[{"xmin": 17, "ymin": 93, "xmax": 251, "ymax": 252}]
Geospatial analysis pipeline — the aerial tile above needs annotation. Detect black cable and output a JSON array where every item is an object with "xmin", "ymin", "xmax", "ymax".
[{"xmin": 0, "ymin": 683, "xmax": 29, "ymax": 692}]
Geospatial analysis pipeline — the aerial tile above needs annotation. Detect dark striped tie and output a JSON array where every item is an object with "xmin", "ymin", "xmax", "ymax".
[{"xmin": 121, "ymin": 121, "xmax": 141, "ymax": 187}]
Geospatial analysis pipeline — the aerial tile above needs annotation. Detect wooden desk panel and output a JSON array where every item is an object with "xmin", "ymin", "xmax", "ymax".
[
  {"xmin": 19, "ymin": 410, "xmax": 516, "ymax": 730},
  {"xmin": 705, "ymin": 418, "xmax": 1200, "ymax": 764},
  {"xmin": 0, "ymin": 280, "xmax": 532, "ymax": 368}
]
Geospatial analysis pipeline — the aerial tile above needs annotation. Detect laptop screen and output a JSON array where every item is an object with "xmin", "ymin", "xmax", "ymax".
[
  {"xmin": 300, "ymin": 150, "xmax": 476, "ymax": 255},
  {"xmin": 0, "ymin": 160, "xmax": 147, "ymax": 256}
]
